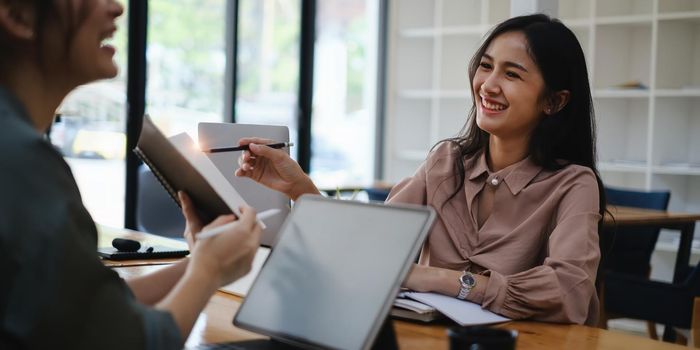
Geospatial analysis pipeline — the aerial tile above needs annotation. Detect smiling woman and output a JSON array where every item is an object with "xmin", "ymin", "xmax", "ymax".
[
  {"xmin": 234, "ymin": 13, "xmax": 607, "ymax": 326},
  {"xmin": 0, "ymin": 1, "xmax": 262, "ymax": 349}
]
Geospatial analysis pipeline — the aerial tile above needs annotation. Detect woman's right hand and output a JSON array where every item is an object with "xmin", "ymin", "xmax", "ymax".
[
  {"xmin": 234, "ymin": 137, "xmax": 320, "ymax": 200},
  {"xmin": 189, "ymin": 206, "xmax": 262, "ymax": 287}
]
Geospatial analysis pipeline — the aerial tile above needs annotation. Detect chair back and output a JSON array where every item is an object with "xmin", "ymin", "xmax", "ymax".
[
  {"xmin": 604, "ymin": 186, "xmax": 670, "ymax": 276},
  {"xmin": 136, "ymin": 165, "xmax": 185, "ymax": 238}
]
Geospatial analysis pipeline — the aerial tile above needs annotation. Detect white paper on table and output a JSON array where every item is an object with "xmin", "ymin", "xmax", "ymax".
[
  {"xmin": 405, "ymin": 292, "xmax": 510, "ymax": 326},
  {"xmin": 219, "ymin": 247, "xmax": 271, "ymax": 297}
]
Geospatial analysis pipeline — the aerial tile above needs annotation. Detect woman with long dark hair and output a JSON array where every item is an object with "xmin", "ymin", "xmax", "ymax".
[
  {"xmin": 237, "ymin": 14, "xmax": 605, "ymax": 325},
  {"xmin": 0, "ymin": 1, "xmax": 261, "ymax": 348}
]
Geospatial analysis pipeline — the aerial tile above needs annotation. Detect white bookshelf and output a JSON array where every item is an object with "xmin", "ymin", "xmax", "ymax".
[{"xmin": 383, "ymin": 0, "xmax": 700, "ymax": 242}]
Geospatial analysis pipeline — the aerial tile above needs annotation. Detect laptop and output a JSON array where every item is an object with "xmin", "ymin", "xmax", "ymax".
[
  {"xmin": 217, "ymin": 195, "xmax": 436, "ymax": 350},
  {"xmin": 198, "ymin": 123, "xmax": 291, "ymax": 247}
]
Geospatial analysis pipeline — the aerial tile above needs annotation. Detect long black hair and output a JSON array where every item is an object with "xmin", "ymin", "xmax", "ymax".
[{"xmin": 443, "ymin": 14, "xmax": 606, "ymax": 220}]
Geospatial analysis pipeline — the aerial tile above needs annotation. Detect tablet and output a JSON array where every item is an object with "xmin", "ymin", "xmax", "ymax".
[
  {"xmin": 233, "ymin": 195, "xmax": 435, "ymax": 350},
  {"xmin": 198, "ymin": 122, "xmax": 291, "ymax": 247}
]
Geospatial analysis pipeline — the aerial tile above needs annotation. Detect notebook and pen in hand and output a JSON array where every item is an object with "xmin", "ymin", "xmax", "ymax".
[
  {"xmin": 133, "ymin": 115, "xmax": 250, "ymax": 226},
  {"xmin": 132, "ymin": 116, "xmax": 290, "ymax": 249}
]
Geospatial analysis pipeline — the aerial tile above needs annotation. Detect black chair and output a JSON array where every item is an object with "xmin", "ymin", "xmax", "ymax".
[
  {"xmin": 605, "ymin": 263, "xmax": 700, "ymax": 346},
  {"xmin": 600, "ymin": 186, "xmax": 670, "ymax": 336},
  {"xmin": 136, "ymin": 164, "xmax": 185, "ymax": 238}
]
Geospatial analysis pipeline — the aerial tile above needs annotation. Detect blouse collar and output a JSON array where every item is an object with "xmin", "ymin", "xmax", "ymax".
[{"xmin": 466, "ymin": 150, "xmax": 543, "ymax": 195}]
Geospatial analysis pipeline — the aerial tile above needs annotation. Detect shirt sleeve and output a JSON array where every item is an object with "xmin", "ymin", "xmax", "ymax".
[
  {"xmin": 386, "ymin": 161, "xmax": 428, "ymax": 206},
  {"xmin": 477, "ymin": 168, "xmax": 602, "ymax": 324},
  {"xmin": 0, "ymin": 136, "xmax": 182, "ymax": 350}
]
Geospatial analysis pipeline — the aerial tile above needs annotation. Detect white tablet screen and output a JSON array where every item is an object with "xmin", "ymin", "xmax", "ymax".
[{"xmin": 234, "ymin": 196, "xmax": 434, "ymax": 350}]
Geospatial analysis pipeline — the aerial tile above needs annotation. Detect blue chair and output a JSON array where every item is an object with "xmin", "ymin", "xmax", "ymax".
[
  {"xmin": 601, "ymin": 186, "xmax": 671, "ymax": 337},
  {"xmin": 136, "ymin": 165, "xmax": 185, "ymax": 238},
  {"xmin": 604, "ymin": 186, "xmax": 671, "ymax": 276},
  {"xmin": 365, "ymin": 187, "xmax": 391, "ymax": 202}
]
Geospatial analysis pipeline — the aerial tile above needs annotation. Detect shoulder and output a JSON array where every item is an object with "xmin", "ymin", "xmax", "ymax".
[
  {"xmin": 545, "ymin": 164, "xmax": 601, "ymax": 217},
  {"xmin": 423, "ymin": 141, "xmax": 479, "ymax": 174},
  {"xmin": 0, "ymin": 107, "xmax": 87, "ymax": 236},
  {"xmin": 426, "ymin": 141, "xmax": 460, "ymax": 163},
  {"xmin": 0, "ymin": 107, "xmax": 72, "ymax": 178},
  {"xmin": 552, "ymin": 164, "xmax": 599, "ymax": 189}
]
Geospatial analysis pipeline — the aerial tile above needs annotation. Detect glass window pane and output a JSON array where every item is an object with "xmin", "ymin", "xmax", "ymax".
[
  {"xmin": 236, "ymin": 0, "xmax": 301, "ymax": 155},
  {"xmin": 51, "ymin": 3, "xmax": 130, "ymax": 227},
  {"xmin": 147, "ymin": 0, "xmax": 227, "ymax": 138},
  {"xmin": 311, "ymin": 0, "xmax": 378, "ymax": 188}
]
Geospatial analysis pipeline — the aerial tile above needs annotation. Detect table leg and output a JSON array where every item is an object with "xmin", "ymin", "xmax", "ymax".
[{"xmin": 673, "ymin": 222, "xmax": 695, "ymax": 284}]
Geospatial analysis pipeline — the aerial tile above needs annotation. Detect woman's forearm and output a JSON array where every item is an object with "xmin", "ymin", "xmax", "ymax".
[
  {"xmin": 155, "ymin": 264, "xmax": 219, "ymax": 340},
  {"xmin": 126, "ymin": 258, "xmax": 189, "ymax": 305},
  {"xmin": 405, "ymin": 265, "xmax": 489, "ymax": 304},
  {"xmin": 289, "ymin": 176, "xmax": 321, "ymax": 201}
]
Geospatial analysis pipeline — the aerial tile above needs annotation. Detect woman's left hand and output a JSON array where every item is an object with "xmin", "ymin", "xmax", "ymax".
[{"xmin": 179, "ymin": 191, "xmax": 204, "ymax": 250}]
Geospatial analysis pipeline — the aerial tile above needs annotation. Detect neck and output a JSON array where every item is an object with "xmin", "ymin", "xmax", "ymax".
[
  {"xmin": 0, "ymin": 59, "xmax": 73, "ymax": 133},
  {"xmin": 487, "ymin": 134, "xmax": 529, "ymax": 172}
]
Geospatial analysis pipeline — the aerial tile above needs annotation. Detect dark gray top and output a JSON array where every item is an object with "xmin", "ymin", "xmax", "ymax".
[{"xmin": 0, "ymin": 87, "xmax": 182, "ymax": 349}]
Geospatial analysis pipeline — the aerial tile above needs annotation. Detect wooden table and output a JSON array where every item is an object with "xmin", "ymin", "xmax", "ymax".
[
  {"xmin": 111, "ymin": 264, "xmax": 686, "ymax": 349},
  {"xmin": 603, "ymin": 206, "xmax": 700, "ymax": 283},
  {"xmin": 103, "ymin": 226, "xmax": 690, "ymax": 349}
]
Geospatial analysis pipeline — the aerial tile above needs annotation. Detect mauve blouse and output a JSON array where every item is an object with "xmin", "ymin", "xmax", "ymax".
[{"xmin": 387, "ymin": 142, "xmax": 601, "ymax": 325}]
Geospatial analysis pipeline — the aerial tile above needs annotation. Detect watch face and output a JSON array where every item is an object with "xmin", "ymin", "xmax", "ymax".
[{"xmin": 460, "ymin": 273, "xmax": 475, "ymax": 287}]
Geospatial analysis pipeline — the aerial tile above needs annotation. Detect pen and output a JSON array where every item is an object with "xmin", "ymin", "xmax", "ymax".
[
  {"xmin": 204, "ymin": 142, "xmax": 294, "ymax": 154},
  {"xmin": 197, "ymin": 209, "xmax": 282, "ymax": 240}
]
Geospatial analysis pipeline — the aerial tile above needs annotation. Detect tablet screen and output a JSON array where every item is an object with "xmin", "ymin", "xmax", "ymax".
[{"xmin": 234, "ymin": 196, "xmax": 434, "ymax": 350}]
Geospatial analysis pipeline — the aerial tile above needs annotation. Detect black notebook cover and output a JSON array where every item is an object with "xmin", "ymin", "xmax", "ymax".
[{"xmin": 134, "ymin": 115, "xmax": 232, "ymax": 224}]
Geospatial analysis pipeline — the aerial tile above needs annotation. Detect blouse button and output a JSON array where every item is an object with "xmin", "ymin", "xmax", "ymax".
[{"xmin": 490, "ymin": 177, "xmax": 500, "ymax": 186}]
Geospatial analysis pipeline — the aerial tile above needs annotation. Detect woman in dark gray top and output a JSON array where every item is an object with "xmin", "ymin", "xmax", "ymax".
[{"xmin": 0, "ymin": 1, "xmax": 261, "ymax": 349}]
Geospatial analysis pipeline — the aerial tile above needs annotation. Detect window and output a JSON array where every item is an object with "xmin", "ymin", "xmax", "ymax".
[
  {"xmin": 51, "ymin": 3, "xmax": 130, "ymax": 227},
  {"xmin": 147, "ymin": 0, "xmax": 228, "ymax": 138},
  {"xmin": 235, "ymin": 0, "xmax": 302, "ymax": 154},
  {"xmin": 311, "ymin": 0, "xmax": 379, "ymax": 188}
]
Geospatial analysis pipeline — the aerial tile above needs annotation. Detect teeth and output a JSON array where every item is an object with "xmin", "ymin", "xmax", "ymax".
[
  {"xmin": 101, "ymin": 36, "xmax": 114, "ymax": 47},
  {"xmin": 482, "ymin": 99, "xmax": 507, "ymax": 111}
]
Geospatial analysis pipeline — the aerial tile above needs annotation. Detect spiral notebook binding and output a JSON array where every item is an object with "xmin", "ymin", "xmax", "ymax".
[{"xmin": 134, "ymin": 147, "xmax": 181, "ymax": 208}]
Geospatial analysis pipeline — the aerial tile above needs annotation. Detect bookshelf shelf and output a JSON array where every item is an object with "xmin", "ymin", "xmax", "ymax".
[
  {"xmin": 594, "ymin": 89, "xmax": 650, "ymax": 98},
  {"xmin": 384, "ymin": 0, "xmax": 700, "ymax": 242}
]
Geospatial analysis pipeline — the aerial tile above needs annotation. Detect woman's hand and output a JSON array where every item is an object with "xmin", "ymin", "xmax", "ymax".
[
  {"xmin": 234, "ymin": 137, "xmax": 320, "ymax": 201},
  {"xmin": 157, "ymin": 205, "xmax": 261, "ymax": 339},
  {"xmin": 189, "ymin": 205, "xmax": 262, "ymax": 287},
  {"xmin": 179, "ymin": 191, "xmax": 203, "ymax": 250}
]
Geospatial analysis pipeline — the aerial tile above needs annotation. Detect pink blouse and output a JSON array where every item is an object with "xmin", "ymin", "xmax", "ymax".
[{"xmin": 387, "ymin": 142, "xmax": 601, "ymax": 325}]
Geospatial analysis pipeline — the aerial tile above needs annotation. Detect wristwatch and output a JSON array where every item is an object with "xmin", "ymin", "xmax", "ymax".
[{"xmin": 457, "ymin": 271, "xmax": 476, "ymax": 300}]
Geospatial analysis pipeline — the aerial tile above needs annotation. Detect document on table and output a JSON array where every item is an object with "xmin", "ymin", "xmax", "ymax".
[
  {"xmin": 403, "ymin": 292, "xmax": 510, "ymax": 326},
  {"xmin": 219, "ymin": 247, "xmax": 271, "ymax": 297}
]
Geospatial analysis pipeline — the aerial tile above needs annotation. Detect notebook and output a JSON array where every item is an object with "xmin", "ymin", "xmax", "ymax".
[
  {"xmin": 391, "ymin": 292, "xmax": 443, "ymax": 322},
  {"xmin": 97, "ymin": 246, "xmax": 189, "ymax": 261},
  {"xmin": 134, "ymin": 115, "xmax": 251, "ymax": 226},
  {"xmin": 399, "ymin": 292, "xmax": 510, "ymax": 326}
]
